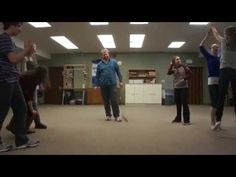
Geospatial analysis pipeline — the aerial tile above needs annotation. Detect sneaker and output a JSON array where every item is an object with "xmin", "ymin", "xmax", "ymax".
[
  {"xmin": 0, "ymin": 143, "xmax": 13, "ymax": 152},
  {"xmin": 211, "ymin": 125, "xmax": 222, "ymax": 130},
  {"xmin": 210, "ymin": 125, "xmax": 215, "ymax": 130},
  {"xmin": 16, "ymin": 139, "xmax": 40, "ymax": 149},
  {"xmin": 183, "ymin": 122, "xmax": 191, "ymax": 125},
  {"xmin": 35, "ymin": 123, "xmax": 47, "ymax": 129},
  {"xmin": 212, "ymin": 121, "xmax": 221, "ymax": 131},
  {"xmin": 115, "ymin": 116, "xmax": 122, "ymax": 122},
  {"xmin": 106, "ymin": 116, "xmax": 112, "ymax": 121}
]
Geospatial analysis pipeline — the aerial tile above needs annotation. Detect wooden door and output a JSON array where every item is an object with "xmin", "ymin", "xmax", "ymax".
[
  {"xmin": 44, "ymin": 67, "xmax": 63, "ymax": 104},
  {"xmin": 188, "ymin": 67, "xmax": 203, "ymax": 104}
]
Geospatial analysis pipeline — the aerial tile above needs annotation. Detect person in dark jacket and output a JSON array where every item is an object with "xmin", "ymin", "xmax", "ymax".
[
  {"xmin": 0, "ymin": 22, "xmax": 39, "ymax": 152},
  {"xmin": 25, "ymin": 56, "xmax": 48, "ymax": 129},
  {"xmin": 6, "ymin": 66, "xmax": 48, "ymax": 134}
]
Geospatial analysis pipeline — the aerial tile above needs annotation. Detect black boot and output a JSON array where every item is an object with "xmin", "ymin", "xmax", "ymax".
[
  {"xmin": 34, "ymin": 114, "xmax": 47, "ymax": 129},
  {"xmin": 35, "ymin": 123, "xmax": 47, "ymax": 129},
  {"xmin": 27, "ymin": 129, "xmax": 35, "ymax": 134},
  {"xmin": 172, "ymin": 117, "xmax": 181, "ymax": 123}
]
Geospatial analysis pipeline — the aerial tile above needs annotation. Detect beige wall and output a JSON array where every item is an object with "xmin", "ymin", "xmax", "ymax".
[{"xmin": 39, "ymin": 52, "xmax": 210, "ymax": 104}]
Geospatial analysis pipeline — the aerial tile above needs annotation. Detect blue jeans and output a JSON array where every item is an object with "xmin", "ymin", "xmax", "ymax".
[{"xmin": 0, "ymin": 82, "xmax": 29, "ymax": 146}]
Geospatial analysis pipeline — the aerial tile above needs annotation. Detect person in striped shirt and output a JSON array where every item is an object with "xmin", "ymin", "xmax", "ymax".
[{"xmin": 0, "ymin": 22, "xmax": 39, "ymax": 152}]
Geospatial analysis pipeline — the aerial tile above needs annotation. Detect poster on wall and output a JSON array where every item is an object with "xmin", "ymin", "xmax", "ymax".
[{"xmin": 91, "ymin": 59, "xmax": 101, "ymax": 87}]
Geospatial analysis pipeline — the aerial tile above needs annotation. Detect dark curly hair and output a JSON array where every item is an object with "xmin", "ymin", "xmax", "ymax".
[{"xmin": 3, "ymin": 22, "xmax": 23, "ymax": 30}]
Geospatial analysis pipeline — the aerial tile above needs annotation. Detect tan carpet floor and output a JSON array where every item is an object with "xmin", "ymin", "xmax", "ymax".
[{"xmin": 1, "ymin": 104, "xmax": 236, "ymax": 155}]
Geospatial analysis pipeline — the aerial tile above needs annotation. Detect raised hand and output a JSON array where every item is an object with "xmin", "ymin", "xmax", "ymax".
[{"xmin": 24, "ymin": 40, "xmax": 36, "ymax": 57}]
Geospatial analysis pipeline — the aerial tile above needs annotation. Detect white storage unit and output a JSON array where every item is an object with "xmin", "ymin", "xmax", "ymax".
[{"xmin": 125, "ymin": 84, "xmax": 162, "ymax": 104}]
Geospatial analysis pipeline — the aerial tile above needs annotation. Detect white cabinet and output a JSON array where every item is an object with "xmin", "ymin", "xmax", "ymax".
[
  {"xmin": 125, "ymin": 84, "xmax": 135, "ymax": 103},
  {"xmin": 125, "ymin": 84, "xmax": 162, "ymax": 104}
]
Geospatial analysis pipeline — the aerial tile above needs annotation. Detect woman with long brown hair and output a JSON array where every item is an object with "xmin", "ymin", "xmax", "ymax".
[
  {"xmin": 6, "ymin": 66, "xmax": 49, "ymax": 134},
  {"xmin": 167, "ymin": 56, "xmax": 192, "ymax": 125}
]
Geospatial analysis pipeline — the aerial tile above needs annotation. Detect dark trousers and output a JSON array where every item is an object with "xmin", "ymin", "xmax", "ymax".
[
  {"xmin": 7, "ymin": 89, "xmax": 44, "ymax": 131},
  {"xmin": 216, "ymin": 68, "xmax": 236, "ymax": 122},
  {"xmin": 100, "ymin": 85, "xmax": 120, "ymax": 118},
  {"xmin": 33, "ymin": 89, "xmax": 42, "ymax": 125},
  {"xmin": 8, "ymin": 104, "xmax": 34, "ymax": 132},
  {"xmin": 174, "ymin": 88, "xmax": 190, "ymax": 123},
  {"xmin": 208, "ymin": 85, "xmax": 219, "ymax": 108},
  {"xmin": 0, "ymin": 82, "xmax": 29, "ymax": 146}
]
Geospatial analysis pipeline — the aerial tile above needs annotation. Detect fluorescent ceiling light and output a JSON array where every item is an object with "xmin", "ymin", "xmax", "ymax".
[
  {"xmin": 50, "ymin": 36, "xmax": 78, "ymax": 49},
  {"xmin": 130, "ymin": 34, "xmax": 145, "ymax": 48},
  {"xmin": 168, "ymin": 41, "xmax": 185, "ymax": 48},
  {"xmin": 130, "ymin": 22, "xmax": 149, "ymax": 25},
  {"xmin": 89, "ymin": 22, "xmax": 109, "ymax": 25},
  {"xmin": 28, "ymin": 22, "xmax": 51, "ymax": 28},
  {"xmin": 189, "ymin": 22, "xmax": 209, "ymax": 25},
  {"xmin": 97, "ymin": 35, "xmax": 116, "ymax": 48}
]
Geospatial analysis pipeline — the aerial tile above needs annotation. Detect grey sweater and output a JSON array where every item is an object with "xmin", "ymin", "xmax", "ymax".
[
  {"xmin": 220, "ymin": 38, "xmax": 236, "ymax": 69},
  {"xmin": 167, "ymin": 64, "xmax": 192, "ymax": 89}
]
